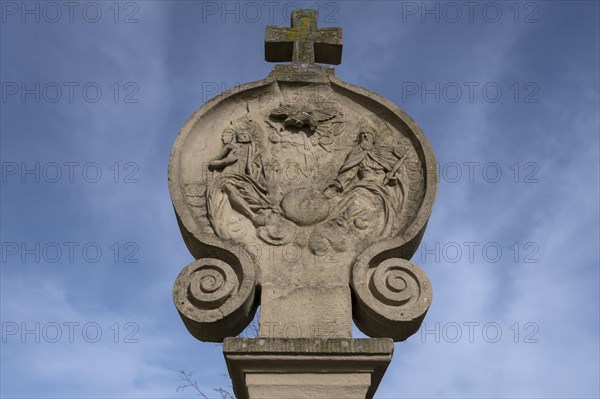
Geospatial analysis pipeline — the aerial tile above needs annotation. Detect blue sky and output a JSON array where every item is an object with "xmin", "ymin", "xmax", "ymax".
[{"xmin": 1, "ymin": 1, "xmax": 599, "ymax": 398}]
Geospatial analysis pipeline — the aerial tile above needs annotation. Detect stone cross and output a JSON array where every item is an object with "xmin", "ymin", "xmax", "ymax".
[
  {"xmin": 265, "ymin": 9, "xmax": 342, "ymax": 65},
  {"xmin": 170, "ymin": 9, "xmax": 438, "ymax": 398}
]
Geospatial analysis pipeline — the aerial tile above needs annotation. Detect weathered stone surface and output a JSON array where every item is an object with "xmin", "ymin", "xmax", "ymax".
[
  {"xmin": 280, "ymin": 187, "xmax": 330, "ymax": 226},
  {"xmin": 245, "ymin": 374, "xmax": 370, "ymax": 399},
  {"xmin": 173, "ymin": 257, "xmax": 258, "ymax": 342},
  {"xmin": 259, "ymin": 284, "xmax": 352, "ymax": 338},
  {"xmin": 352, "ymin": 256, "xmax": 432, "ymax": 341},
  {"xmin": 224, "ymin": 337, "xmax": 393, "ymax": 399}
]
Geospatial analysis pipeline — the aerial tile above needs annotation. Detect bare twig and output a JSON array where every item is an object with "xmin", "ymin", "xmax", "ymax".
[
  {"xmin": 172, "ymin": 368, "xmax": 210, "ymax": 398},
  {"xmin": 213, "ymin": 387, "xmax": 236, "ymax": 399},
  {"xmin": 172, "ymin": 368, "xmax": 235, "ymax": 398}
]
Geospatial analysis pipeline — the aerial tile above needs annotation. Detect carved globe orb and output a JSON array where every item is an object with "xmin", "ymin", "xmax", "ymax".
[{"xmin": 280, "ymin": 187, "xmax": 330, "ymax": 226}]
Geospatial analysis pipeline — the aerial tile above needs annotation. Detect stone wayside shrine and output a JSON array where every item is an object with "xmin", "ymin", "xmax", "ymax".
[{"xmin": 169, "ymin": 9, "xmax": 437, "ymax": 399}]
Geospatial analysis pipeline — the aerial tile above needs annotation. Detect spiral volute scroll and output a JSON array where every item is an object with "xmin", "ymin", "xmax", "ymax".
[
  {"xmin": 352, "ymin": 257, "xmax": 432, "ymax": 341},
  {"xmin": 173, "ymin": 257, "xmax": 257, "ymax": 342}
]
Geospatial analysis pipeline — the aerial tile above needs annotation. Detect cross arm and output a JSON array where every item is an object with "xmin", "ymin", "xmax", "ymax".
[
  {"xmin": 265, "ymin": 26, "xmax": 294, "ymax": 62},
  {"xmin": 313, "ymin": 27, "xmax": 343, "ymax": 65}
]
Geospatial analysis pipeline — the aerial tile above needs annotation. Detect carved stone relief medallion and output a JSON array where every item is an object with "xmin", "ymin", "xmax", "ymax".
[{"xmin": 170, "ymin": 70, "xmax": 437, "ymax": 342}]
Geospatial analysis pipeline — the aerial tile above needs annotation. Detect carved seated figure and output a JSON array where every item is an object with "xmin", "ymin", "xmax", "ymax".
[
  {"xmin": 310, "ymin": 129, "xmax": 407, "ymax": 254},
  {"xmin": 206, "ymin": 121, "xmax": 293, "ymax": 245}
]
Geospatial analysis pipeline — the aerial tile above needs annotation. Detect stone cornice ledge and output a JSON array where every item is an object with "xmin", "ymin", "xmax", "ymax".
[{"xmin": 224, "ymin": 337, "xmax": 394, "ymax": 399}]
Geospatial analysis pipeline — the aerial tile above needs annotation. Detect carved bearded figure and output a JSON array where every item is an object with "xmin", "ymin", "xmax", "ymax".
[{"xmin": 310, "ymin": 129, "xmax": 407, "ymax": 254}]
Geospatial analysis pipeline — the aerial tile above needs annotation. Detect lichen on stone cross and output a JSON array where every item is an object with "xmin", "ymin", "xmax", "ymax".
[{"xmin": 265, "ymin": 9, "xmax": 343, "ymax": 65}]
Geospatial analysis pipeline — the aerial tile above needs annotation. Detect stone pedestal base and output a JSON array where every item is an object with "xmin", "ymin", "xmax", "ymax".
[{"xmin": 223, "ymin": 338, "xmax": 394, "ymax": 399}]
